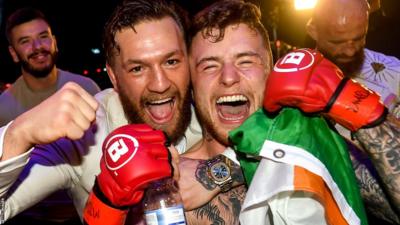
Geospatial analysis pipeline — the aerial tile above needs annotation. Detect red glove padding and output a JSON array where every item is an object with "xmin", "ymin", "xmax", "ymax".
[
  {"xmin": 97, "ymin": 124, "xmax": 172, "ymax": 207},
  {"xmin": 263, "ymin": 48, "xmax": 387, "ymax": 131}
]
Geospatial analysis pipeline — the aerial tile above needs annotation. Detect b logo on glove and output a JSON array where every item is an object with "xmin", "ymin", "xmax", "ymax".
[
  {"xmin": 274, "ymin": 49, "xmax": 316, "ymax": 73},
  {"xmin": 104, "ymin": 134, "xmax": 139, "ymax": 173},
  {"xmin": 264, "ymin": 48, "xmax": 387, "ymax": 131}
]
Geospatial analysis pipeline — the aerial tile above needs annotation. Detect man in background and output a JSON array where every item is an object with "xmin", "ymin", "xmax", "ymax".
[
  {"xmin": 306, "ymin": 0, "xmax": 400, "ymax": 223},
  {"xmin": 306, "ymin": 0, "xmax": 400, "ymax": 116},
  {"xmin": 0, "ymin": 7, "xmax": 100, "ymax": 225},
  {"xmin": 0, "ymin": 7, "xmax": 100, "ymax": 126}
]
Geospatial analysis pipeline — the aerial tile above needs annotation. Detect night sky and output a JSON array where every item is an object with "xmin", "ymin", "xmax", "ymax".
[{"xmin": 0, "ymin": 0, "xmax": 399, "ymax": 89}]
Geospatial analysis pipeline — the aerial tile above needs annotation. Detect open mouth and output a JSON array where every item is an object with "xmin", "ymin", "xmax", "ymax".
[
  {"xmin": 216, "ymin": 94, "xmax": 249, "ymax": 122},
  {"xmin": 145, "ymin": 97, "xmax": 175, "ymax": 123}
]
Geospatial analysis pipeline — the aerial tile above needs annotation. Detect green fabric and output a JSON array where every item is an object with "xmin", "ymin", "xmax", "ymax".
[{"xmin": 229, "ymin": 108, "xmax": 368, "ymax": 225}]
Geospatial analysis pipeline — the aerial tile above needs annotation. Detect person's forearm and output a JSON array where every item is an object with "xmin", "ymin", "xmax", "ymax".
[
  {"xmin": 195, "ymin": 155, "xmax": 245, "ymax": 191},
  {"xmin": 354, "ymin": 114, "xmax": 400, "ymax": 214},
  {"xmin": 349, "ymin": 148, "xmax": 400, "ymax": 224},
  {"xmin": 178, "ymin": 155, "xmax": 245, "ymax": 211},
  {"xmin": 2, "ymin": 120, "xmax": 34, "ymax": 161}
]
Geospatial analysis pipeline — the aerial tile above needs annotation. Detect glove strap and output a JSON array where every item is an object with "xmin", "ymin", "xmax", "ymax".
[
  {"xmin": 83, "ymin": 191, "xmax": 128, "ymax": 225},
  {"xmin": 326, "ymin": 78, "xmax": 387, "ymax": 131}
]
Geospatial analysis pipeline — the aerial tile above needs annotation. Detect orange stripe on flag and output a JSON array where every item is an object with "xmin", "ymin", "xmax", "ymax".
[{"xmin": 293, "ymin": 166, "xmax": 348, "ymax": 225}]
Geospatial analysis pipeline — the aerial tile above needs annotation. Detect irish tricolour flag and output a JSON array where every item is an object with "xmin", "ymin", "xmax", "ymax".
[{"xmin": 229, "ymin": 108, "xmax": 367, "ymax": 225}]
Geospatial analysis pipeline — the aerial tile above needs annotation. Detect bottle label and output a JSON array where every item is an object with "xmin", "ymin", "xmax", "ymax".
[{"xmin": 144, "ymin": 205, "xmax": 186, "ymax": 225}]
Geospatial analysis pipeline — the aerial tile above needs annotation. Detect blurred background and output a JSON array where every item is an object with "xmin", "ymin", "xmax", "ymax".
[{"xmin": 0, "ymin": 0, "xmax": 399, "ymax": 92}]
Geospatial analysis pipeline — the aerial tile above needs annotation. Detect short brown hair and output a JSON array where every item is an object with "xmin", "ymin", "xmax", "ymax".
[
  {"xmin": 5, "ymin": 7, "xmax": 49, "ymax": 43},
  {"xmin": 189, "ymin": 0, "xmax": 271, "ymax": 52},
  {"xmin": 103, "ymin": 0, "xmax": 189, "ymax": 66}
]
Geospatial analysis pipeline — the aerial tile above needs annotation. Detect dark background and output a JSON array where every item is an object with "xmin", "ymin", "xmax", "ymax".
[
  {"xmin": 0, "ymin": 1, "xmax": 399, "ymax": 225},
  {"xmin": 0, "ymin": 0, "xmax": 399, "ymax": 91}
]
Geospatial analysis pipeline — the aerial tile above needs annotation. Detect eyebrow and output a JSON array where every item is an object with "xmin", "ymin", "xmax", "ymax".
[
  {"xmin": 195, "ymin": 56, "xmax": 219, "ymax": 67},
  {"xmin": 236, "ymin": 51, "xmax": 262, "ymax": 59},
  {"xmin": 124, "ymin": 49, "xmax": 183, "ymax": 66},
  {"xmin": 329, "ymin": 33, "xmax": 365, "ymax": 44},
  {"xmin": 195, "ymin": 51, "xmax": 263, "ymax": 68},
  {"xmin": 17, "ymin": 30, "xmax": 50, "ymax": 43}
]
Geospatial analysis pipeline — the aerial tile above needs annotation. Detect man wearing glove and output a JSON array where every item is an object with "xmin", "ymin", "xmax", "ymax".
[
  {"xmin": 0, "ymin": 1, "xmax": 399, "ymax": 225},
  {"xmin": 260, "ymin": 48, "xmax": 400, "ymax": 223},
  {"xmin": 305, "ymin": 0, "xmax": 400, "ymax": 222},
  {"xmin": 183, "ymin": 1, "xmax": 400, "ymax": 223},
  {"xmin": 0, "ymin": 0, "xmax": 205, "ymax": 223},
  {"xmin": 181, "ymin": 0, "xmax": 398, "ymax": 224},
  {"xmin": 306, "ymin": 0, "xmax": 400, "ymax": 117},
  {"xmin": 185, "ymin": 0, "xmax": 367, "ymax": 223}
]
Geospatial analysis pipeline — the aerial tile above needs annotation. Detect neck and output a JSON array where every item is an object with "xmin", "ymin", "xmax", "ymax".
[
  {"xmin": 22, "ymin": 67, "xmax": 58, "ymax": 91},
  {"xmin": 184, "ymin": 134, "xmax": 227, "ymax": 160}
]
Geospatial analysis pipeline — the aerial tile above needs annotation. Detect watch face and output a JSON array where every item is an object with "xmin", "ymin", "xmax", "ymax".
[{"xmin": 210, "ymin": 162, "xmax": 231, "ymax": 183}]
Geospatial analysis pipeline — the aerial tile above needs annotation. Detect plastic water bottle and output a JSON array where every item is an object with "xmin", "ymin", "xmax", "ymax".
[{"xmin": 142, "ymin": 178, "xmax": 186, "ymax": 225}]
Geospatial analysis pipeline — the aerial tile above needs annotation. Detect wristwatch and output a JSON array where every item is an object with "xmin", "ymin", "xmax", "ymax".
[{"xmin": 206, "ymin": 155, "xmax": 233, "ymax": 193}]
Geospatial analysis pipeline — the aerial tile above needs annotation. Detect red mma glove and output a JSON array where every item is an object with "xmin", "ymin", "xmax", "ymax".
[
  {"xmin": 84, "ymin": 124, "xmax": 171, "ymax": 225},
  {"xmin": 263, "ymin": 48, "xmax": 387, "ymax": 131},
  {"xmin": 98, "ymin": 123, "xmax": 172, "ymax": 206}
]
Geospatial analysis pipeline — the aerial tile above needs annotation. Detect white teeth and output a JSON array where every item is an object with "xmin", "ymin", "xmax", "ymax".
[
  {"xmin": 218, "ymin": 111, "xmax": 245, "ymax": 121},
  {"xmin": 216, "ymin": 95, "xmax": 248, "ymax": 104},
  {"xmin": 149, "ymin": 98, "xmax": 172, "ymax": 104}
]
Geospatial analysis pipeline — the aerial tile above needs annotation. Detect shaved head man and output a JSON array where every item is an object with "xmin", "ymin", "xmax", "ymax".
[{"xmin": 306, "ymin": 0, "xmax": 369, "ymax": 77}]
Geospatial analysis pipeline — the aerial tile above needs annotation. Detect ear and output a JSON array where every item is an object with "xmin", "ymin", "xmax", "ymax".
[
  {"xmin": 8, "ymin": 45, "xmax": 20, "ymax": 63},
  {"xmin": 106, "ymin": 63, "xmax": 119, "ymax": 92},
  {"xmin": 306, "ymin": 18, "xmax": 318, "ymax": 41},
  {"xmin": 53, "ymin": 35, "xmax": 59, "ymax": 52}
]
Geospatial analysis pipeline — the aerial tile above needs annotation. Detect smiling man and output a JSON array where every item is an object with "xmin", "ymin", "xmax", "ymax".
[
  {"xmin": 180, "ymin": 1, "xmax": 400, "ymax": 225},
  {"xmin": 0, "ymin": 8, "xmax": 100, "ymax": 126},
  {"xmin": 0, "ymin": 0, "xmax": 203, "ymax": 223},
  {"xmin": 179, "ymin": 3, "xmax": 272, "ymax": 223},
  {"xmin": 0, "ymin": 7, "xmax": 100, "ymax": 225}
]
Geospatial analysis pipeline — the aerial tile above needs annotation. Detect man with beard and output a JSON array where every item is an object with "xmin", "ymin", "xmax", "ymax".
[
  {"xmin": 307, "ymin": 0, "xmax": 400, "ymax": 223},
  {"xmin": 79, "ymin": 1, "xmax": 386, "ymax": 224},
  {"xmin": 0, "ymin": 0, "xmax": 207, "ymax": 223},
  {"xmin": 181, "ymin": 1, "xmax": 400, "ymax": 224},
  {"xmin": 0, "ymin": 8, "xmax": 100, "ymax": 126},
  {"xmin": 306, "ymin": 0, "xmax": 400, "ymax": 117},
  {"xmin": 0, "ymin": 7, "xmax": 100, "ymax": 225},
  {"xmin": 0, "ymin": 1, "xmax": 399, "ymax": 224}
]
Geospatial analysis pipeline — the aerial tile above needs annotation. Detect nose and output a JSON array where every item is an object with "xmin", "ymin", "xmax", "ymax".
[
  {"xmin": 147, "ymin": 66, "xmax": 172, "ymax": 93},
  {"xmin": 32, "ymin": 38, "xmax": 44, "ymax": 50},
  {"xmin": 220, "ymin": 63, "xmax": 240, "ymax": 86}
]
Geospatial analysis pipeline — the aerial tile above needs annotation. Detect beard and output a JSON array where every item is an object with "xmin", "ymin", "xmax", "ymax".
[
  {"xmin": 118, "ymin": 85, "xmax": 192, "ymax": 145},
  {"xmin": 18, "ymin": 49, "xmax": 58, "ymax": 78},
  {"xmin": 194, "ymin": 101, "xmax": 230, "ymax": 147},
  {"xmin": 319, "ymin": 48, "xmax": 364, "ymax": 78}
]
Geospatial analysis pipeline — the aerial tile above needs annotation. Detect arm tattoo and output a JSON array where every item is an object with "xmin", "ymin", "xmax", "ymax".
[
  {"xmin": 349, "ymin": 147, "xmax": 400, "ymax": 224},
  {"xmin": 195, "ymin": 155, "xmax": 245, "ymax": 191},
  {"xmin": 196, "ymin": 159, "xmax": 217, "ymax": 190},
  {"xmin": 185, "ymin": 185, "xmax": 247, "ymax": 225},
  {"xmin": 354, "ymin": 114, "xmax": 400, "ymax": 214}
]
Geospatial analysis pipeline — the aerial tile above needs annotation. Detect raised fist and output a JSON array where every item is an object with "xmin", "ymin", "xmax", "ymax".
[{"xmin": 263, "ymin": 48, "xmax": 387, "ymax": 131}]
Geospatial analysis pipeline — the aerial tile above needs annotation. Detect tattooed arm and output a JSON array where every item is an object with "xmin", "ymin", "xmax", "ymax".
[
  {"xmin": 178, "ymin": 156, "xmax": 245, "ymax": 211},
  {"xmin": 354, "ymin": 114, "xmax": 400, "ymax": 215},
  {"xmin": 185, "ymin": 185, "xmax": 246, "ymax": 225},
  {"xmin": 348, "ymin": 144, "xmax": 400, "ymax": 224},
  {"xmin": 180, "ymin": 156, "xmax": 246, "ymax": 225}
]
